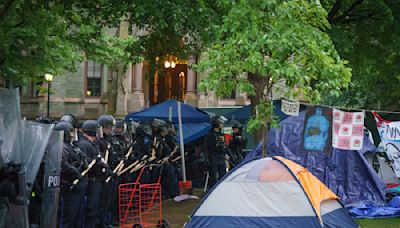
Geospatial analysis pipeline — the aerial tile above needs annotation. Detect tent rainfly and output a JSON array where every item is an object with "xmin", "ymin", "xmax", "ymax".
[{"xmin": 186, "ymin": 156, "xmax": 358, "ymax": 228}]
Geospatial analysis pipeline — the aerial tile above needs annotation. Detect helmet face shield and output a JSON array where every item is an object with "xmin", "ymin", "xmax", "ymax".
[
  {"xmin": 73, "ymin": 128, "xmax": 78, "ymax": 142},
  {"xmin": 97, "ymin": 126, "xmax": 104, "ymax": 138},
  {"xmin": 114, "ymin": 123, "xmax": 127, "ymax": 135}
]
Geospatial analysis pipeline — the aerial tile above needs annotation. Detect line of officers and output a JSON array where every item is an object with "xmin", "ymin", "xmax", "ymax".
[{"xmin": 53, "ymin": 114, "xmax": 181, "ymax": 228}]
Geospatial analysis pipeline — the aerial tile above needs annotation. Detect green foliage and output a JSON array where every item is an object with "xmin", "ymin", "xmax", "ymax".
[
  {"xmin": 321, "ymin": 0, "xmax": 400, "ymax": 110},
  {"xmin": 0, "ymin": 0, "xmax": 142, "ymax": 85},
  {"xmin": 197, "ymin": 0, "xmax": 351, "ymax": 132}
]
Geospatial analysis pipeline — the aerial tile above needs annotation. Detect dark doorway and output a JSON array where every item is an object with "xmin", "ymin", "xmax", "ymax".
[{"xmin": 150, "ymin": 64, "xmax": 187, "ymax": 105}]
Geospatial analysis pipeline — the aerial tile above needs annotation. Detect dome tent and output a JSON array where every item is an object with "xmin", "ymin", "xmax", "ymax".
[{"xmin": 186, "ymin": 156, "xmax": 358, "ymax": 228}]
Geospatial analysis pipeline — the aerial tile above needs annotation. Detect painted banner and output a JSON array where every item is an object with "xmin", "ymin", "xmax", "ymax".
[
  {"xmin": 374, "ymin": 113, "xmax": 400, "ymax": 178},
  {"xmin": 281, "ymin": 99, "xmax": 300, "ymax": 116},
  {"xmin": 332, "ymin": 109, "xmax": 365, "ymax": 150},
  {"xmin": 303, "ymin": 106, "xmax": 332, "ymax": 154}
]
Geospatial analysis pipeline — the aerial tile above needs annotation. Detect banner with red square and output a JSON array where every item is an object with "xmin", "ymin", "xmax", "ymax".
[{"xmin": 332, "ymin": 108, "xmax": 364, "ymax": 150}]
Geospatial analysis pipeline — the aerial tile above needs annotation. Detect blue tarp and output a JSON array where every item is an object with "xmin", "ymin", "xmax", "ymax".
[
  {"xmin": 125, "ymin": 100, "xmax": 211, "ymax": 143},
  {"xmin": 224, "ymin": 100, "xmax": 308, "ymax": 123},
  {"xmin": 349, "ymin": 196, "xmax": 400, "ymax": 218},
  {"xmin": 224, "ymin": 105, "xmax": 251, "ymax": 123},
  {"xmin": 244, "ymin": 111, "xmax": 386, "ymax": 208}
]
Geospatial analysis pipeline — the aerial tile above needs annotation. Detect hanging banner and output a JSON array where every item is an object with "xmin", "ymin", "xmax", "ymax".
[
  {"xmin": 374, "ymin": 113, "xmax": 400, "ymax": 178},
  {"xmin": 281, "ymin": 100, "xmax": 300, "ymax": 116},
  {"xmin": 303, "ymin": 106, "xmax": 332, "ymax": 154},
  {"xmin": 332, "ymin": 109, "xmax": 365, "ymax": 150}
]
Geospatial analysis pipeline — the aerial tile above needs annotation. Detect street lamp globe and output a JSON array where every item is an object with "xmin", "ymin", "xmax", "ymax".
[
  {"xmin": 171, "ymin": 61, "xmax": 176, "ymax": 68},
  {"xmin": 164, "ymin": 61, "xmax": 171, "ymax": 68},
  {"xmin": 45, "ymin": 73, "xmax": 53, "ymax": 82}
]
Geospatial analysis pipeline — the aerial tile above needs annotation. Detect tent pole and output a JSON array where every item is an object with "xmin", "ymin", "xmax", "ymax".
[
  {"xmin": 178, "ymin": 101, "xmax": 187, "ymax": 181},
  {"xmin": 169, "ymin": 106, "xmax": 173, "ymax": 121}
]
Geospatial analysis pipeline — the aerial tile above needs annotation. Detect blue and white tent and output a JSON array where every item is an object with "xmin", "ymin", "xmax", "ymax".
[{"xmin": 186, "ymin": 156, "xmax": 358, "ymax": 228}]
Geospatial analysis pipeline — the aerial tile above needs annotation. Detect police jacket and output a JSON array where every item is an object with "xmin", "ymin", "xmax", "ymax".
[
  {"xmin": 96, "ymin": 135, "xmax": 119, "ymax": 168},
  {"xmin": 157, "ymin": 135, "xmax": 171, "ymax": 158},
  {"xmin": 204, "ymin": 130, "xmax": 227, "ymax": 157},
  {"xmin": 62, "ymin": 143, "xmax": 87, "ymax": 176},
  {"xmin": 228, "ymin": 132, "xmax": 247, "ymax": 151},
  {"xmin": 76, "ymin": 136, "xmax": 104, "ymax": 178},
  {"xmin": 166, "ymin": 135, "xmax": 177, "ymax": 152}
]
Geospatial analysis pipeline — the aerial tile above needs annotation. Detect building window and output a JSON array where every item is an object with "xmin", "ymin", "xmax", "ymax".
[{"xmin": 85, "ymin": 60, "xmax": 103, "ymax": 97}]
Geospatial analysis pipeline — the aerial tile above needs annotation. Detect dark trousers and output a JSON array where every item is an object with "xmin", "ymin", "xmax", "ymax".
[
  {"xmin": 60, "ymin": 179, "xmax": 88, "ymax": 228},
  {"xmin": 209, "ymin": 156, "xmax": 226, "ymax": 188},
  {"xmin": 84, "ymin": 179, "xmax": 101, "ymax": 228},
  {"xmin": 161, "ymin": 164, "xmax": 179, "ymax": 198}
]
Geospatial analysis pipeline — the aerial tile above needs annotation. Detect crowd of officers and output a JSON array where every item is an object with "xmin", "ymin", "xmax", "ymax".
[
  {"xmin": 33, "ymin": 114, "xmax": 246, "ymax": 228},
  {"xmin": 54, "ymin": 114, "xmax": 181, "ymax": 228}
]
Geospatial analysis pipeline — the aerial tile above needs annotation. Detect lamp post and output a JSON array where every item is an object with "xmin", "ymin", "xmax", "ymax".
[{"xmin": 45, "ymin": 73, "xmax": 53, "ymax": 118}]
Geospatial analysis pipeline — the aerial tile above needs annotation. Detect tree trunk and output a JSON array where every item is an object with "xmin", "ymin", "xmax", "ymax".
[{"xmin": 248, "ymin": 72, "xmax": 271, "ymax": 157}]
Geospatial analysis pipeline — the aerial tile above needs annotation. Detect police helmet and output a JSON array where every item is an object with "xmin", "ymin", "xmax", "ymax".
[
  {"xmin": 54, "ymin": 122, "xmax": 74, "ymax": 142},
  {"xmin": 127, "ymin": 121, "xmax": 140, "ymax": 134},
  {"xmin": 60, "ymin": 114, "xmax": 79, "ymax": 128},
  {"xmin": 97, "ymin": 115, "xmax": 116, "ymax": 128},
  {"xmin": 166, "ymin": 121, "xmax": 175, "ymax": 132},
  {"xmin": 152, "ymin": 118, "xmax": 166, "ymax": 128},
  {"xmin": 82, "ymin": 120, "xmax": 99, "ymax": 137},
  {"xmin": 231, "ymin": 121, "xmax": 243, "ymax": 129},
  {"xmin": 114, "ymin": 120, "xmax": 127, "ymax": 135},
  {"xmin": 160, "ymin": 125, "xmax": 169, "ymax": 135},
  {"xmin": 36, "ymin": 115, "xmax": 53, "ymax": 124},
  {"xmin": 211, "ymin": 117, "xmax": 223, "ymax": 128}
]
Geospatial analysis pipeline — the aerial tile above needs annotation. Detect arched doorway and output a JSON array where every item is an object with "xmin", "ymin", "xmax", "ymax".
[{"xmin": 150, "ymin": 63, "xmax": 187, "ymax": 105}]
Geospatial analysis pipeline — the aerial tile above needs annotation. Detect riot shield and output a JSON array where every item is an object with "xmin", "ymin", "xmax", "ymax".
[
  {"xmin": 20, "ymin": 120, "xmax": 54, "ymax": 189},
  {"xmin": 4, "ymin": 121, "xmax": 54, "ymax": 228},
  {"xmin": 40, "ymin": 131, "xmax": 62, "ymax": 228},
  {"xmin": 0, "ymin": 88, "xmax": 22, "ymax": 164}
]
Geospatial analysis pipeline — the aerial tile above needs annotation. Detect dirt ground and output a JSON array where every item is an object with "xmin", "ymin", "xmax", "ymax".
[{"xmin": 162, "ymin": 189, "xmax": 205, "ymax": 228}]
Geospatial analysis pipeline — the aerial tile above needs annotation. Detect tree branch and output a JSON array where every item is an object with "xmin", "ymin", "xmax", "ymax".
[
  {"xmin": 338, "ymin": 12, "xmax": 376, "ymax": 24},
  {"xmin": 0, "ymin": 0, "xmax": 16, "ymax": 21},
  {"xmin": 328, "ymin": 0, "xmax": 343, "ymax": 23},
  {"xmin": 331, "ymin": 0, "xmax": 367, "ymax": 24}
]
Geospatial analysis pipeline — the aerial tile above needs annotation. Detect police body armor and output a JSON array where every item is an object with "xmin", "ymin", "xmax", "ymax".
[{"xmin": 60, "ymin": 143, "xmax": 88, "ymax": 191}]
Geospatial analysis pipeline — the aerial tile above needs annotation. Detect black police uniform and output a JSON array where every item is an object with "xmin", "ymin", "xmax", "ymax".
[
  {"xmin": 228, "ymin": 131, "xmax": 247, "ymax": 167},
  {"xmin": 76, "ymin": 135, "xmax": 103, "ymax": 228},
  {"xmin": 59, "ymin": 142, "xmax": 88, "ymax": 228},
  {"xmin": 205, "ymin": 130, "xmax": 227, "ymax": 188},
  {"xmin": 156, "ymin": 134, "xmax": 178, "ymax": 198}
]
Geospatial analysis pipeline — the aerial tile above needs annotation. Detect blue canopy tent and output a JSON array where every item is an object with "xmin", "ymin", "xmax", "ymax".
[{"xmin": 125, "ymin": 100, "xmax": 211, "ymax": 143}]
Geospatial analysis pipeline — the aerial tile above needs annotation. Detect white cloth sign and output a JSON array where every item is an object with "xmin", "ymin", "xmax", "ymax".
[
  {"xmin": 281, "ymin": 100, "xmax": 300, "ymax": 116},
  {"xmin": 332, "ymin": 109, "xmax": 364, "ymax": 150},
  {"xmin": 375, "ymin": 113, "xmax": 400, "ymax": 178}
]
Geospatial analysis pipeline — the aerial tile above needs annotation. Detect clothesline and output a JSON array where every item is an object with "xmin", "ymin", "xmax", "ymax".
[{"xmin": 280, "ymin": 99, "xmax": 400, "ymax": 115}]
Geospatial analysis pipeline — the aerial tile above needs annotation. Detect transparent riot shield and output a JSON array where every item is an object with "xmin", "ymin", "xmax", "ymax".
[
  {"xmin": 4, "ymin": 120, "xmax": 54, "ymax": 228},
  {"xmin": 20, "ymin": 120, "xmax": 54, "ymax": 189},
  {"xmin": 40, "ymin": 131, "xmax": 62, "ymax": 228},
  {"xmin": 0, "ymin": 88, "xmax": 22, "ymax": 164}
]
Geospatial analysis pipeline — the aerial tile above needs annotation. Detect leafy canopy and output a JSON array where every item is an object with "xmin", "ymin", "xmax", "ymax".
[
  {"xmin": 197, "ymin": 0, "xmax": 351, "ymax": 132},
  {"xmin": 0, "ymin": 0, "xmax": 141, "ymax": 85},
  {"xmin": 321, "ymin": 0, "xmax": 400, "ymax": 110}
]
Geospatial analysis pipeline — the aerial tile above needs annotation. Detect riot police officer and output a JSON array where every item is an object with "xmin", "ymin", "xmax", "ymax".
[
  {"xmin": 96, "ymin": 115, "xmax": 120, "ymax": 227},
  {"xmin": 76, "ymin": 120, "xmax": 106, "ymax": 228},
  {"xmin": 205, "ymin": 118, "xmax": 227, "ymax": 188},
  {"xmin": 158, "ymin": 125, "xmax": 180, "ymax": 198},
  {"xmin": 55, "ymin": 122, "xmax": 88, "ymax": 228},
  {"xmin": 228, "ymin": 121, "xmax": 247, "ymax": 167}
]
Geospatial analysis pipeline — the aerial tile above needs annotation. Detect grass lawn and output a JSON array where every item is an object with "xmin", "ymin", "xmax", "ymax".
[
  {"xmin": 162, "ymin": 189, "xmax": 400, "ymax": 228},
  {"xmin": 356, "ymin": 218, "xmax": 400, "ymax": 228}
]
